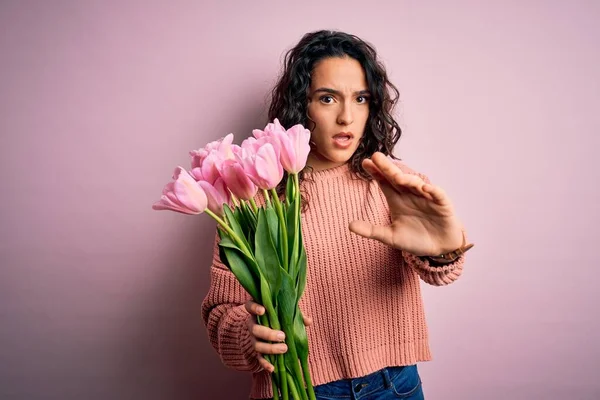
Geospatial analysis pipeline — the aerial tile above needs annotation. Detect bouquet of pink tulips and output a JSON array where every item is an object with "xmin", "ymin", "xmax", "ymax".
[{"xmin": 153, "ymin": 119, "xmax": 316, "ymax": 400}]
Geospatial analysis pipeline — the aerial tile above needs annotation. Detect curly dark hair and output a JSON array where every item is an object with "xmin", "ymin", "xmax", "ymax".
[{"xmin": 268, "ymin": 30, "xmax": 403, "ymax": 209}]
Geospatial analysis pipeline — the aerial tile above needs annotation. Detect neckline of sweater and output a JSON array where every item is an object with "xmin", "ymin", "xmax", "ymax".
[{"xmin": 302, "ymin": 162, "xmax": 351, "ymax": 180}]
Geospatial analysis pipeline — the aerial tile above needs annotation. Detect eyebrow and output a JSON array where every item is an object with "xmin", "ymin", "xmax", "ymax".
[{"xmin": 313, "ymin": 87, "xmax": 371, "ymax": 96}]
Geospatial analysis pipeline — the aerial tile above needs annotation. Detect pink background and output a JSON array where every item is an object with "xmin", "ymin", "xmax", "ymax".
[{"xmin": 1, "ymin": 1, "xmax": 598, "ymax": 399}]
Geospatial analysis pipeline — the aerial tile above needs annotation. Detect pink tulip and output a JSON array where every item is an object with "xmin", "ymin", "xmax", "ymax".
[
  {"xmin": 153, "ymin": 167, "xmax": 208, "ymax": 215},
  {"xmin": 231, "ymin": 143, "xmax": 244, "ymax": 159},
  {"xmin": 277, "ymin": 124, "xmax": 311, "ymax": 173},
  {"xmin": 198, "ymin": 178, "xmax": 231, "ymax": 216},
  {"xmin": 255, "ymin": 143, "xmax": 284, "ymax": 189},
  {"xmin": 238, "ymin": 135, "xmax": 284, "ymax": 190},
  {"xmin": 218, "ymin": 159, "xmax": 258, "ymax": 200},
  {"xmin": 190, "ymin": 133, "xmax": 234, "ymax": 169},
  {"xmin": 189, "ymin": 167, "xmax": 204, "ymax": 181},
  {"xmin": 192, "ymin": 150, "xmax": 222, "ymax": 184},
  {"xmin": 241, "ymin": 136, "xmax": 260, "ymax": 154},
  {"xmin": 241, "ymin": 135, "xmax": 280, "ymax": 156},
  {"xmin": 252, "ymin": 118, "xmax": 286, "ymax": 139},
  {"xmin": 189, "ymin": 134, "xmax": 238, "ymax": 185}
]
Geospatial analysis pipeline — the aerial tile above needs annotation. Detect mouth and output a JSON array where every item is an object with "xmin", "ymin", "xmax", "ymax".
[{"xmin": 332, "ymin": 132, "xmax": 354, "ymax": 148}]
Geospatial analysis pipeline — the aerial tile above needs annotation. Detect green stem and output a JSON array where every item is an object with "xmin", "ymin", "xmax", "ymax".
[
  {"xmin": 258, "ymin": 315, "xmax": 281, "ymax": 400},
  {"xmin": 264, "ymin": 305, "xmax": 288, "ymax": 400},
  {"xmin": 287, "ymin": 374, "xmax": 301, "ymax": 400},
  {"xmin": 272, "ymin": 374, "xmax": 280, "ymax": 400},
  {"xmin": 270, "ymin": 188, "xmax": 289, "ymax": 272},
  {"xmin": 205, "ymin": 209, "xmax": 252, "ymax": 258},
  {"xmin": 280, "ymin": 327, "xmax": 308, "ymax": 400},
  {"xmin": 301, "ymin": 357, "xmax": 316, "ymax": 400},
  {"xmin": 249, "ymin": 197, "xmax": 259, "ymax": 215},
  {"xmin": 285, "ymin": 173, "xmax": 293, "ymax": 208},
  {"xmin": 278, "ymin": 355, "xmax": 289, "ymax": 400},
  {"xmin": 263, "ymin": 189, "xmax": 271, "ymax": 207},
  {"xmin": 257, "ymin": 315, "xmax": 274, "ymax": 373},
  {"xmin": 293, "ymin": 174, "xmax": 300, "ymax": 266}
]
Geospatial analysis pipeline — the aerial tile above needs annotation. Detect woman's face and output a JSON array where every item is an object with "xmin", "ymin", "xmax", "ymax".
[{"xmin": 306, "ymin": 56, "xmax": 370, "ymax": 171}]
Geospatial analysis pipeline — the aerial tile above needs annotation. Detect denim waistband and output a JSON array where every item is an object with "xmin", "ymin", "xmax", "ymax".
[{"xmin": 313, "ymin": 365, "xmax": 409, "ymax": 399}]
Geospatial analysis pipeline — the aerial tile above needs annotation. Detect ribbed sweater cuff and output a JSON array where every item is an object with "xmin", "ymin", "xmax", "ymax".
[
  {"xmin": 219, "ymin": 304, "xmax": 262, "ymax": 373},
  {"xmin": 403, "ymin": 252, "xmax": 465, "ymax": 286}
]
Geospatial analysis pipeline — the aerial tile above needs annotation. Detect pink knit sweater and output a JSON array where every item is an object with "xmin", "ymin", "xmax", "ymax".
[{"xmin": 201, "ymin": 161, "xmax": 466, "ymax": 399}]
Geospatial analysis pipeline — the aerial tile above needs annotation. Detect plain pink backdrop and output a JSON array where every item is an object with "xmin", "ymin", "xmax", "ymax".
[{"xmin": 1, "ymin": 1, "xmax": 598, "ymax": 399}]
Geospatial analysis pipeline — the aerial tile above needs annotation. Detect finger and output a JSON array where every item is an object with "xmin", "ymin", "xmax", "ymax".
[
  {"xmin": 245, "ymin": 300, "xmax": 265, "ymax": 316},
  {"xmin": 369, "ymin": 152, "xmax": 405, "ymax": 184},
  {"xmin": 348, "ymin": 220, "xmax": 395, "ymax": 247},
  {"xmin": 362, "ymin": 159, "xmax": 402, "ymax": 190},
  {"xmin": 387, "ymin": 169, "xmax": 427, "ymax": 197},
  {"xmin": 255, "ymin": 341, "xmax": 288, "ymax": 355},
  {"xmin": 376, "ymin": 174, "xmax": 428, "ymax": 201},
  {"xmin": 423, "ymin": 184, "xmax": 450, "ymax": 206},
  {"xmin": 363, "ymin": 160, "xmax": 413, "ymax": 198},
  {"xmin": 251, "ymin": 324, "xmax": 286, "ymax": 342},
  {"xmin": 365, "ymin": 156, "xmax": 427, "ymax": 198},
  {"xmin": 303, "ymin": 315, "xmax": 313, "ymax": 327},
  {"xmin": 257, "ymin": 354, "xmax": 275, "ymax": 373},
  {"xmin": 362, "ymin": 158, "xmax": 385, "ymax": 180}
]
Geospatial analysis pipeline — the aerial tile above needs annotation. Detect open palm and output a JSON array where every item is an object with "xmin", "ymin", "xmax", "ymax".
[{"xmin": 349, "ymin": 152, "xmax": 464, "ymax": 256}]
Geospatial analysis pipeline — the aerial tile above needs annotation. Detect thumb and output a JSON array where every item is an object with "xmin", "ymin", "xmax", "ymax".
[
  {"xmin": 349, "ymin": 220, "xmax": 394, "ymax": 247},
  {"xmin": 303, "ymin": 315, "xmax": 313, "ymax": 327}
]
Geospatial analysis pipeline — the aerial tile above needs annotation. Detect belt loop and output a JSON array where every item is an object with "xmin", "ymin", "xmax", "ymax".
[{"xmin": 382, "ymin": 368, "xmax": 392, "ymax": 389}]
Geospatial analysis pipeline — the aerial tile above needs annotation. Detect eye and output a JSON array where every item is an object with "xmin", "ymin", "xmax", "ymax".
[
  {"xmin": 357, "ymin": 96, "xmax": 370, "ymax": 104},
  {"xmin": 319, "ymin": 95, "xmax": 334, "ymax": 104}
]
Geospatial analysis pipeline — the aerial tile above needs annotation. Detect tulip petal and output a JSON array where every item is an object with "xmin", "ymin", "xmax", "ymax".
[
  {"xmin": 252, "ymin": 129, "xmax": 265, "ymax": 138},
  {"xmin": 190, "ymin": 167, "xmax": 203, "ymax": 181},
  {"xmin": 219, "ymin": 160, "xmax": 257, "ymax": 200},
  {"xmin": 277, "ymin": 124, "xmax": 311, "ymax": 173},
  {"xmin": 153, "ymin": 195, "xmax": 196, "ymax": 215},
  {"xmin": 200, "ymin": 151, "xmax": 222, "ymax": 185},
  {"xmin": 213, "ymin": 177, "xmax": 231, "ymax": 205},
  {"xmin": 170, "ymin": 167, "xmax": 208, "ymax": 213},
  {"xmin": 255, "ymin": 143, "xmax": 283, "ymax": 189},
  {"xmin": 198, "ymin": 180, "xmax": 230, "ymax": 215}
]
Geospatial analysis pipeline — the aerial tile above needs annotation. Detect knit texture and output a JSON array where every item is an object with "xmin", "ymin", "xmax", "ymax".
[{"xmin": 201, "ymin": 161, "xmax": 466, "ymax": 399}]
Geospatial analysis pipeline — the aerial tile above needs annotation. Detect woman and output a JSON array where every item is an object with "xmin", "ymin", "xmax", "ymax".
[{"xmin": 201, "ymin": 30, "xmax": 473, "ymax": 400}]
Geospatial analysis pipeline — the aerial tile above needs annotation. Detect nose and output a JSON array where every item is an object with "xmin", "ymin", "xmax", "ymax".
[{"xmin": 336, "ymin": 102, "xmax": 354, "ymax": 126}]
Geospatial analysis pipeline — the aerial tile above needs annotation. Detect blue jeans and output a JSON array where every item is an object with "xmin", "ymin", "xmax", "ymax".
[{"xmin": 313, "ymin": 365, "xmax": 424, "ymax": 400}]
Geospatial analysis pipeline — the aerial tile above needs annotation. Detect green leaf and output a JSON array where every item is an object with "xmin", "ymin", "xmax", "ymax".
[
  {"xmin": 219, "ymin": 242, "xmax": 260, "ymax": 300},
  {"xmin": 293, "ymin": 306, "xmax": 309, "ymax": 360},
  {"xmin": 239, "ymin": 202, "xmax": 257, "ymax": 252},
  {"xmin": 247, "ymin": 229, "xmax": 255, "ymax": 256},
  {"xmin": 283, "ymin": 355, "xmax": 304, "ymax": 398},
  {"xmin": 277, "ymin": 270, "xmax": 297, "ymax": 329},
  {"xmin": 259, "ymin": 275, "xmax": 275, "ymax": 316},
  {"xmin": 217, "ymin": 228, "xmax": 238, "ymax": 251},
  {"xmin": 285, "ymin": 174, "xmax": 296, "ymax": 204},
  {"xmin": 241, "ymin": 201, "xmax": 257, "ymax": 232},
  {"xmin": 223, "ymin": 204, "xmax": 250, "ymax": 251},
  {"xmin": 265, "ymin": 205, "xmax": 280, "ymax": 254},
  {"xmin": 219, "ymin": 229, "xmax": 261, "ymax": 284},
  {"xmin": 255, "ymin": 208, "xmax": 282, "ymax": 296},
  {"xmin": 286, "ymin": 195, "xmax": 299, "ymax": 279},
  {"xmin": 234, "ymin": 205, "xmax": 249, "ymax": 238},
  {"xmin": 217, "ymin": 239, "xmax": 229, "ymax": 271},
  {"xmin": 217, "ymin": 231, "xmax": 245, "ymax": 253},
  {"xmin": 296, "ymin": 245, "xmax": 307, "ymax": 302},
  {"xmin": 278, "ymin": 271, "xmax": 306, "ymax": 394}
]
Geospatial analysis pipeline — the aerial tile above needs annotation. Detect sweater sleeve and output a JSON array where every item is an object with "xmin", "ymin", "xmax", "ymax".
[
  {"xmin": 402, "ymin": 251, "xmax": 465, "ymax": 286},
  {"xmin": 391, "ymin": 160, "xmax": 467, "ymax": 286},
  {"xmin": 201, "ymin": 231, "xmax": 263, "ymax": 373}
]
